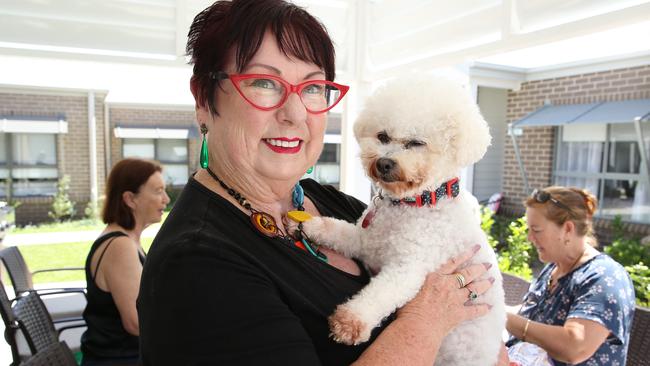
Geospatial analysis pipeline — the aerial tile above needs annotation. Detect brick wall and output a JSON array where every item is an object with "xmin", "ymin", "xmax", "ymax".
[
  {"xmin": 108, "ymin": 107, "xmax": 199, "ymax": 176},
  {"xmin": 502, "ymin": 64, "xmax": 650, "ymax": 216},
  {"xmin": 0, "ymin": 90, "xmax": 106, "ymax": 225}
]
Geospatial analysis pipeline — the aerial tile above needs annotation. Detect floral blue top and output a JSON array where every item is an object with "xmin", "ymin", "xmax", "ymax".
[{"xmin": 507, "ymin": 253, "xmax": 636, "ymax": 366}]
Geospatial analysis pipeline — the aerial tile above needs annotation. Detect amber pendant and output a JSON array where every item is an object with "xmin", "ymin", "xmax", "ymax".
[{"xmin": 251, "ymin": 212, "xmax": 279, "ymax": 237}]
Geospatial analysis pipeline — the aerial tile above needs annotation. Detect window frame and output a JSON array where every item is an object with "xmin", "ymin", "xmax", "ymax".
[
  {"xmin": 121, "ymin": 138, "xmax": 190, "ymax": 187},
  {"xmin": 0, "ymin": 132, "xmax": 60, "ymax": 199},
  {"xmin": 552, "ymin": 124, "xmax": 647, "ymax": 222}
]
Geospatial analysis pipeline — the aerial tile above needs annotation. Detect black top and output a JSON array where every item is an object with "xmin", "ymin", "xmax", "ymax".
[
  {"xmin": 81, "ymin": 231, "xmax": 145, "ymax": 360},
  {"xmin": 138, "ymin": 178, "xmax": 391, "ymax": 366}
]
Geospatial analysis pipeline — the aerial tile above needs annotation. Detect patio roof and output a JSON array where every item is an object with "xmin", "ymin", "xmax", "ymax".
[{"xmin": 513, "ymin": 99, "xmax": 650, "ymax": 127}]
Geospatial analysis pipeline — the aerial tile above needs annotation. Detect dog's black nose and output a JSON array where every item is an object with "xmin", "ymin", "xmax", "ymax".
[{"xmin": 376, "ymin": 158, "xmax": 396, "ymax": 175}]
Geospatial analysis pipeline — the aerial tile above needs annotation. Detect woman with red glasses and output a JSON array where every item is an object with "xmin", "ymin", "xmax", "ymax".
[
  {"xmin": 506, "ymin": 186, "xmax": 635, "ymax": 365},
  {"xmin": 138, "ymin": 1, "xmax": 501, "ymax": 365}
]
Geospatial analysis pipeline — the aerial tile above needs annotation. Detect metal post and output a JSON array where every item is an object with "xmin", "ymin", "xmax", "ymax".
[
  {"xmin": 88, "ymin": 92, "xmax": 98, "ymax": 212},
  {"xmin": 509, "ymin": 123, "xmax": 530, "ymax": 194},
  {"xmin": 633, "ymin": 117, "xmax": 650, "ymax": 184}
]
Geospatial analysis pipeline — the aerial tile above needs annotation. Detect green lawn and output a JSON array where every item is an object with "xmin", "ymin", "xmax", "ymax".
[
  {"xmin": 12, "ymin": 212, "xmax": 169, "ymax": 235},
  {"xmin": 11, "ymin": 219, "xmax": 105, "ymax": 234},
  {"xmin": 18, "ymin": 238, "xmax": 154, "ymax": 284}
]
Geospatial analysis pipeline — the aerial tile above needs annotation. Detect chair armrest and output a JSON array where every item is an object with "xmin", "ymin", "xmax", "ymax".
[
  {"xmin": 31, "ymin": 267, "xmax": 84, "ymax": 276},
  {"xmin": 57, "ymin": 321, "xmax": 87, "ymax": 336},
  {"xmin": 36, "ymin": 288, "xmax": 87, "ymax": 300}
]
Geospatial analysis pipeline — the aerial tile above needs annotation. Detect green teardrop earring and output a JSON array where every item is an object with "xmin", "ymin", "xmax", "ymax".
[
  {"xmin": 306, "ymin": 166, "xmax": 314, "ymax": 174},
  {"xmin": 200, "ymin": 124, "xmax": 209, "ymax": 169}
]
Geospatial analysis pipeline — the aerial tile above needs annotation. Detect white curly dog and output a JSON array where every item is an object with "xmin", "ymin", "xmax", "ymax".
[{"xmin": 299, "ymin": 75, "xmax": 506, "ymax": 365}]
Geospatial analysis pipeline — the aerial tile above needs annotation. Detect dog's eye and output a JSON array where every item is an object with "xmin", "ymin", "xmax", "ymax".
[
  {"xmin": 405, "ymin": 140, "xmax": 426, "ymax": 149},
  {"xmin": 377, "ymin": 132, "xmax": 391, "ymax": 144}
]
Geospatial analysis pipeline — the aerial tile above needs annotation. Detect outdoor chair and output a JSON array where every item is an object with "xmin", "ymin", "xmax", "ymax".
[
  {"xmin": 0, "ymin": 246, "xmax": 86, "ymax": 299},
  {"xmin": 1, "ymin": 279, "xmax": 85, "ymax": 365},
  {"xmin": 501, "ymin": 272, "xmax": 531, "ymax": 306},
  {"xmin": 626, "ymin": 305, "xmax": 650, "ymax": 366},
  {"xmin": 1, "ymin": 276, "xmax": 21, "ymax": 363},
  {"xmin": 20, "ymin": 341, "xmax": 77, "ymax": 366}
]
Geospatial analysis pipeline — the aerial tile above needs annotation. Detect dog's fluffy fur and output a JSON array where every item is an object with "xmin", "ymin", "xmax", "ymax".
[{"xmin": 300, "ymin": 76, "xmax": 505, "ymax": 365}]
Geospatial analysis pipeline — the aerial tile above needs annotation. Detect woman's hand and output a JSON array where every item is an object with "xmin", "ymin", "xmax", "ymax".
[
  {"xmin": 496, "ymin": 343, "xmax": 511, "ymax": 366},
  {"xmin": 397, "ymin": 244, "xmax": 493, "ymax": 335}
]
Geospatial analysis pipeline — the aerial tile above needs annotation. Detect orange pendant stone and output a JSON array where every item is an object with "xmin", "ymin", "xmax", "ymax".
[{"xmin": 251, "ymin": 212, "xmax": 278, "ymax": 237}]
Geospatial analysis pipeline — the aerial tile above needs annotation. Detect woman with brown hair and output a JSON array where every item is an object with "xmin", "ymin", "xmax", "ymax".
[
  {"xmin": 80, "ymin": 158, "xmax": 169, "ymax": 366},
  {"xmin": 507, "ymin": 186, "xmax": 636, "ymax": 365}
]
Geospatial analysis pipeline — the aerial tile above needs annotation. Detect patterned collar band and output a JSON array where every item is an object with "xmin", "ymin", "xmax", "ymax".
[{"xmin": 383, "ymin": 178, "xmax": 460, "ymax": 207}]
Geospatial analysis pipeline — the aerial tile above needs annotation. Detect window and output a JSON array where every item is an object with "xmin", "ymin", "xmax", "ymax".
[
  {"xmin": 554, "ymin": 123, "xmax": 650, "ymax": 222},
  {"xmin": 305, "ymin": 143, "xmax": 340, "ymax": 187},
  {"xmin": 0, "ymin": 133, "xmax": 58, "ymax": 197},
  {"xmin": 122, "ymin": 138, "xmax": 189, "ymax": 186},
  {"xmin": 123, "ymin": 138, "xmax": 155, "ymax": 159}
]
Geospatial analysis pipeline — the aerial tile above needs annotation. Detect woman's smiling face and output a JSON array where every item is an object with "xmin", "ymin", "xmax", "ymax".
[{"xmin": 201, "ymin": 31, "xmax": 327, "ymax": 184}]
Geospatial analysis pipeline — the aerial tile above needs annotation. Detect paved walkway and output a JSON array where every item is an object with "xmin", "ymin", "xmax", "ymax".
[{"xmin": 2, "ymin": 224, "xmax": 160, "ymax": 246}]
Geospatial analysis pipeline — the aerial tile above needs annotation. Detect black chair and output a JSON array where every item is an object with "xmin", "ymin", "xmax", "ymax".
[
  {"xmin": 0, "ymin": 246, "xmax": 85, "ymax": 298},
  {"xmin": 1, "ymin": 276, "xmax": 21, "ymax": 364},
  {"xmin": 20, "ymin": 341, "xmax": 77, "ymax": 366},
  {"xmin": 1, "ymin": 279, "xmax": 85, "ymax": 365},
  {"xmin": 501, "ymin": 272, "xmax": 531, "ymax": 306},
  {"xmin": 626, "ymin": 306, "xmax": 650, "ymax": 366}
]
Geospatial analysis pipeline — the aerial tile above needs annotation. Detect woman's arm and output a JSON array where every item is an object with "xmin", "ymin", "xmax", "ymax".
[
  {"xmin": 354, "ymin": 247, "xmax": 495, "ymax": 366},
  {"xmin": 100, "ymin": 237, "xmax": 143, "ymax": 336},
  {"xmin": 507, "ymin": 313, "xmax": 609, "ymax": 364}
]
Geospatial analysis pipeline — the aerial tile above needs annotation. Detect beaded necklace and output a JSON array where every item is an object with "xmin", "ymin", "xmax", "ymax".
[{"xmin": 205, "ymin": 167, "xmax": 328, "ymax": 263}]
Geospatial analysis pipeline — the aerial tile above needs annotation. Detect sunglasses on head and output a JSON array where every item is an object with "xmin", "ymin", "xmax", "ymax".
[{"xmin": 531, "ymin": 189, "xmax": 574, "ymax": 213}]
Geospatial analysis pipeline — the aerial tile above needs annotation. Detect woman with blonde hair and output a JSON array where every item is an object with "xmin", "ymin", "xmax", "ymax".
[{"xmin": 507, "ymin": 186, "xmax": 636, "ymax": 365}]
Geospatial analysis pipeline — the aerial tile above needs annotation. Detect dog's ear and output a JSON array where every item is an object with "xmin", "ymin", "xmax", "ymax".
[{"xmin": 450, "ymin": 103, "xmax": 492, "ymax": 167}]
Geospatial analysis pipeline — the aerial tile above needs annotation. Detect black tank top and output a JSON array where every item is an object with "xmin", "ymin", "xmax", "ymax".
[{"xmin": 81, "ymin": 231, "xmax": 145, "ymax": 359}]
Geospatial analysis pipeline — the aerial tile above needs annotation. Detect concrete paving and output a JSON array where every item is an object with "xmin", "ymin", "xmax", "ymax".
[{"xmin": 2, "ymin": 224, "xmax": 160, "ymax": 246}]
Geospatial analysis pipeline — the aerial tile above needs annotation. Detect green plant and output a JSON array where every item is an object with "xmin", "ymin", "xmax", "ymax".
[
  {"xmin": 48, "ymin": 175, "xmax": 76, "ymax": 222},
  {"xmin": 84, "ymin": 196, "xmax": 104, "ymax": 222},
  {"xmin": 480, "ymin": 206, "xmax": 499, "ymax": 250},
  {"xmin": 165, "ymin": 181, "xmax": 182, "ymax": 208},
  {"xmin": 498, "ymin": 217, "xmax": 534, "ymax": 280},
  {"xmin": 625, "ymin": 263, "xmax": 650, "ymax": 307},
  {"xmin": 480, "ymin": 208, "xmax": 535, "ymax": 280},
  {"xmin": 604, "ymin": 216, "xmax": 650, "ymax": 266}
]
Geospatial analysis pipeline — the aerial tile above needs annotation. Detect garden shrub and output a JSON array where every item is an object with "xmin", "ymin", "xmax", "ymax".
[
  {"xmin": 625, "ymin": 263, "xmax": 650, "ymax": 307},
  {"xmin": 481, "ymin": 207, "xmax": 534, "ymax": 280},
  {"xmin": 604, "ymin": 216, "xmax": 650, "ymax": 266},
  {"xmin": 48, "ymin": 175, "xmax": 76, "ymax": 222}
]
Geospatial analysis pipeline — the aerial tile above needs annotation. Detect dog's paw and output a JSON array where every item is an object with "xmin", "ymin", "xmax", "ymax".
[
  {"xmin": 285, "ymin": 216, "xmax": 302, "ymax": 237},
  {"xmin": 328, "ymin": 305, "xmax": 371, "ymax": 345},
  {"xmin": 300, "ymin": 216, "xmax": 325, "ymax": 237}
]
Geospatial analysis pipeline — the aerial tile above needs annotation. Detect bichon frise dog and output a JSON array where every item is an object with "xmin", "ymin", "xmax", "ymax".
[{"xmin": 299, "ymin": 75, "xmax": 505, "ymax": 365}]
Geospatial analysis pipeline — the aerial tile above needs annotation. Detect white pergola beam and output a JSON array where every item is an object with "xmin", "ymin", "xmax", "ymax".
[
  {"xmin": 502, "ymin": 0, "xmax": 521, "ymax": 38},
  {"xmin": 175, "ymin": 0, "xmax": 187, "ymax": 59},
  {"xmin": 369, "ymin": 2, "xmax": 650, "ymax": 80}
]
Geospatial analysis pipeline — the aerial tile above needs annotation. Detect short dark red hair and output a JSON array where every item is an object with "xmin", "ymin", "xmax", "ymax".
[
  {"xmin": 102, "ymin": 158, "xmax": 162, "ymax": 230},
  {"xmin": 186, "ymin": 0, "xmax": 336, "ymax": 115}
]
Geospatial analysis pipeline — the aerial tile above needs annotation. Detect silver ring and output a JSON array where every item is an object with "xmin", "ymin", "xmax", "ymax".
[
  {"xmin": 454, "ymin": 273, "xmax": 467, "ymax": 289},
  {"xmin": 467, "ymin": 287, "xmax": 478, "ymax": 302}
]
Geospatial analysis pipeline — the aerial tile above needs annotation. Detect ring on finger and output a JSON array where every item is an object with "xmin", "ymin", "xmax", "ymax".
[
  {"xmin": 454, "ymin": 272, "xmax": 467, "ymax": 289},
  {"xmin": 466, "ymin": 287, "xmax": 478, "ymax": 302}
]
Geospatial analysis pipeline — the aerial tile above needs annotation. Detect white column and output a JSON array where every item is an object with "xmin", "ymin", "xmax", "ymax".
[
  {"xmin": 463, "ymin": 79, "xmax": 480, "ymax": 193},
  {"xmin": 88, "ymin": 91, "xmax": 98, "ymax": 209},
  {"xmin": 339, "ymin": 0, "xmax": 372, "ymax": 204},
  {"xmin": 340, "ymin": 82, "xmax": 372, "ymax": 204}
]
